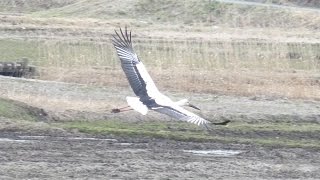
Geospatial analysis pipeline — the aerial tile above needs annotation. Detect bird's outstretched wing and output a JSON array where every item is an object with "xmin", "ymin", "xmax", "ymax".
[
  {"xmin": 112, "ymin": 27, "xmax": 216, "ymax": 127},
  {"xmin": 152, "ymin": 104, "xmax": 210, "ymax": 126},
  {"xmin": 111, "ymin": 27, "xmax": 160, "ymax": 98}
]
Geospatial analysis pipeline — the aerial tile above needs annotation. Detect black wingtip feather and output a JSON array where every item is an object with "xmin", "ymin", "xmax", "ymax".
[
  {"xmin": 114, "ymin": 29, "xmax": 126, "ymax": 47},
  {"xmin": 112, "ymin": 27, "xmax": 132, "ymax": 49},
  {"xmin": 125, "ymin": 26, "xmax": 130, "ymax": 44}
]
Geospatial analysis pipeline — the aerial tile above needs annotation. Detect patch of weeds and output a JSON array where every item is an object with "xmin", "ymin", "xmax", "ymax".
[
  {"xmin": 235, "ymin": 136, "xmax": 320, "ymax": 149},
  {"xmin": 59, "ymin": 120, "xmax": 320, "ymax": 149},
  {"xmin": 60, "ymin": 120, "xmax": 222, "ymax": 141},
  {"xmin": 0, "ymin": 39, "xmax": 39, "ymax": 62},
  {"xmin": 228, "ymin": 122, "xmax": 320, "ymax": 133},
  {"xmin": 0, "ymin": 98, "xmax": 48, "ymax": 122}
]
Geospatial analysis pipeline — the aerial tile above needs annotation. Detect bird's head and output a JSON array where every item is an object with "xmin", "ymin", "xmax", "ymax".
[{"xmin": 176, "ymin": 99, "xmax": 201, "ymax": 110}]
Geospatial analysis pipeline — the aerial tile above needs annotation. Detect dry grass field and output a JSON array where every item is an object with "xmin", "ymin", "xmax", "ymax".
[
  {"xmin": 0, "ymin": 0, "xmax": 320, "ymax": 179},
  {"xmin": 0, "ymin": 0, "xmax": 319, "ymax": 100}
]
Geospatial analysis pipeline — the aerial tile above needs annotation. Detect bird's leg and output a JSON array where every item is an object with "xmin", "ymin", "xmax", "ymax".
[
  {"xmin": 188, "ymin": 103, "xmax": 201, "ymax": 110},
  {"xmin": 118, "ymin": 106, "xmax": 130, "ymax": 110},
  {"xmin": 203, "ymin": 123, "xmax": 212, "ymax": 131},
  {"xmin": 111, "ymin": 106, "xmax": 133, "ymax": 113}
]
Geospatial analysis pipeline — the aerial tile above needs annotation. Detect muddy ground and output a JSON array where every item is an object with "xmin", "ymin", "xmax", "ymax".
[
  {"xmin": 0, "ymin": 76, "xmax": 320, "ymax": 179},
  {"xmin": 0, "ymin": 132, "xmax": 319, "ymax": 180}
]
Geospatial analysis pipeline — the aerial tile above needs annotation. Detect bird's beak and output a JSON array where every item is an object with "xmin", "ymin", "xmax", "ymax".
[{"xmin": 188, "ymin": 103, "xmax": 201, "ymax": 110}]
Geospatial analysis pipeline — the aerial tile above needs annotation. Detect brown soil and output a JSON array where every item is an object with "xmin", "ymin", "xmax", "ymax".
[{"xmin": 0, "ymin": 130, "xmax": 319, "ymax": 179}]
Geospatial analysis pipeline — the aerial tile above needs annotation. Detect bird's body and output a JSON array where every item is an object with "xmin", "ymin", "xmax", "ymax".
[{"xmin": 111, "ymin": 27, "xmax": 228, "ymax": 127}]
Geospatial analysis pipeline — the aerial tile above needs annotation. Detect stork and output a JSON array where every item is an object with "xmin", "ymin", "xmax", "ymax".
[{"xmin": 111, "ymin": 27, "xmax": 230, "ymax": 128}]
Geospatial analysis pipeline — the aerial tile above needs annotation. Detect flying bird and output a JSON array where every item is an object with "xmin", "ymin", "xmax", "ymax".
[{"xmin": 111, "ymin": 27, "xmax": 230, "ymax": 128}]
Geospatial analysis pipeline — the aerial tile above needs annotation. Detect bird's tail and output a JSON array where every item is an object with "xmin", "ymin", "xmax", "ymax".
[{"xmin": 126, "ymin": 96, "xmax": 148, "ymax": 115}]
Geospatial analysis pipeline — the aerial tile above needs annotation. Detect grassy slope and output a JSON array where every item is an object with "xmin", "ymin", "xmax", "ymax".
[
  {"xmin": 0, "ymin": 98, "xmax": 38, "ymax": 121},
  {"xmin": 34, "ymin": 0, "xmax": 320, "ymax": 29},
  {"xmin": 0, "ymin": 98, "xmax": 60, "ymax": 133},
  {"xmin": 245, "ymin": 0, "xmax": 320, "ymax": 8},
  {"xmin": 1, "ymin": 0, "xmax": 319, "ymax": 29},
  {"xmin": 0, "ymin": 0, "xmax": 76, "ymax": 13}
]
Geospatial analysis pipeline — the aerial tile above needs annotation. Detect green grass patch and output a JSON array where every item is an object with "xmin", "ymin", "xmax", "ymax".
[
  {"xmin": 0, "ymin": 98, "xmax": 37, "ymax": 121},
  {"xmin": 59, "ymin": 120, "xmax": 320, "ymax": 149},
  {"xmin": 228, "ymin": 122, "xmax": 320, "ymax": 133},
  {"xmin": 1, "ymin": 38, "xmax": 319, "ymax": 71},
  {"xmin": 0, "ymin": 39, "xmax": 40, "ymax": 61},
  {"xmin": 0, "ymin": 39, "xmax": 118, "ymax": 68},
  {"xmin": 28, "ymin": 0, "xmax": 320, "ymax": 30},
  {"xmin": 237, "ymin": 137, "xmax": 320, "ymax": 149},
  {"xmin": 60, "ymin": 120, "xmax": 219, "ymax": 142}
]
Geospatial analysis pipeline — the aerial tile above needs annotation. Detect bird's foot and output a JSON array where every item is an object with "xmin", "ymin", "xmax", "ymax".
[
  {"xmin": 111, "ymin": 108, "xmax": 121, "ymax": 113},
  {"xmin": 203, "ymin": 123, "xmax": 211, "ymax": 131},
  {"xmin": 202, "ymin": 120, "xmax": 231, "ymax": 131}
]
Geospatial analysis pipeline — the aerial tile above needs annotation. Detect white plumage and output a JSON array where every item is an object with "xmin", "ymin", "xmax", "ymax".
[
  {"xmin": 111, "ymin": 27, "xmax": 218, "ymax": 127},
  {"xmin": 126, "ymin": 96, "xmax": 148, "ymax": 115}
]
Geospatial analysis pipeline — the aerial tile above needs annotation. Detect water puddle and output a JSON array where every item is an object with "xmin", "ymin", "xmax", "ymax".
[
  {"xmin": 18, "ymin": 135, "xmax": 48, "ymax": 139},
  {"xmin": 17, "ymin": 135, "xmax": 118, "ymax": 142},
  {"xmin": 0, "ymin": 138, "xmax": 33, "ymax": 143},
  {"xmin": 183, "ymin": 149, "xmax": 243, "ymax": 157},
  {"xmin": 108, "ymin": 149, "xmax": 148, "ymax": 153},
  {"xmin": 117, "ymin": 143, "xmax": 133, "ymax": 146},
  {"xmin": 65, "ymin": 137, "xmax": 118, "ymax": 142}
]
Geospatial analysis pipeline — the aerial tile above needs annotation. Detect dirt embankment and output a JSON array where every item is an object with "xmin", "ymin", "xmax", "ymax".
[{"xmin": 1, "ymin": 76, "xmax": 319, "ymax": 123}]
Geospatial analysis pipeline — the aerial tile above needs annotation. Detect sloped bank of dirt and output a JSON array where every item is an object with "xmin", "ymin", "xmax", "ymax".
[
  {"xmin": 0, "ymin": 97, "xmax": 49, "ymax": 122},
  {"xmin": 1, "ymin": 76, "xmax": 319, "ymax": 123}
]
